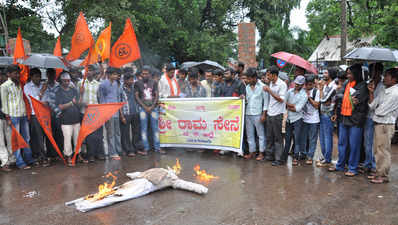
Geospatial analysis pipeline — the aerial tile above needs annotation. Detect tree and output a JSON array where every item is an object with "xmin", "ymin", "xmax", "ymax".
[
  {"xmin": 2, "ymin": 1, "xmax": 54, "ymax": 53},
  {"xmin": 27, "ymin": 0, "xmax": 238, "ymax": 67},
  {"xmin": 306, "ymin": 0, "xmax": 398, "ymax": 51}
]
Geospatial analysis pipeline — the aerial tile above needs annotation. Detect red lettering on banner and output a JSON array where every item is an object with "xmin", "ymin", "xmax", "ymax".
[
  {"xmin": 213, "ymin": 116, "xmax": 240, "ymax": 132},
  {"xmin": 228, "ymin": 105, "xmax": 240, "ymax": 110},
  {"xmin": 159, "ymin": 117, "xmax": 172, "ymax": 134},
  {"xmin": 178, "ymin": 118, "xmax": 207, "ymax": 130},
  {"xmin": 195, "ymin": 106, "xmax": 206, "ymax": 111}
]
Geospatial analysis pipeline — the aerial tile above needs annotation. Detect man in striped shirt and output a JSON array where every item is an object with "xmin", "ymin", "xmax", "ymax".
[
  {"xmin": 78, "ymin": 65, "xmax": 104, "ymax": 162},
  {"xmin": 1, "ymin": 65, "xmax": 35, "ymax": 169}
]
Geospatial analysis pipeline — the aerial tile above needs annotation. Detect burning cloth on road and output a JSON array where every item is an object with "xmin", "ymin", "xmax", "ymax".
[{"xmin": 65, "ymin": 168, "xmax": 208, "ymax": 212}]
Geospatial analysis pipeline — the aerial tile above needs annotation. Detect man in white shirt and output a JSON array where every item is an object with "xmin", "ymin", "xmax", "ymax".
[
  {"xmin": 302, "ymin": 75, "xmax": 320, "ymax": 165},
  {"xmin": 200, "ymin": 69, "xmax": 213, "ymax": 97},
  {"xmin": 368, "ymin": 68, "xmax": 398, "ymax": 184},
  {"xmin": 158, "ymin": 64, "xmax": 180, "ymax": 98},
  {"xmin": 263, "ymin": 66, "xmax": 287, "ymax": 166},
  {"xmin": 24, "ymin": 68, "xmax": 49, "ymax": 167}
]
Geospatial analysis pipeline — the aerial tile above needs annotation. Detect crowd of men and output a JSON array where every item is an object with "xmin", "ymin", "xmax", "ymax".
[{"xmin": 0, "ymin": 61, "xmax": 397, "ymax": 184}]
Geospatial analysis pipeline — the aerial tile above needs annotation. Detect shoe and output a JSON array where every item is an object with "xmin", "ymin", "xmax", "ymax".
[
  {"xmin": 305, "ymin": 159, "xmax": 313, "ymax": 165},
  {"xmin": 1, "ymin": 165, "xmax": 12, "ymax": 172},
  {"xmin": 42, "ymin": 160, "xmax": 50, "ymax": 167},
  {"xmin": 292, "ymin": 159, "xmax": 299, "ymax": 166},
  {"xmin": 272, "ymin": 161, "xmax": 281, "ymax": 166}
]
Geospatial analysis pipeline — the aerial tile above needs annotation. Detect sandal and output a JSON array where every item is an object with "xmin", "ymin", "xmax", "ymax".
[
  {"xmin": 244, "ymin": 153, "xmax": 254, "ymax": 160},
  {"xmin": 328, "ymin": 167, "xmax": 337, "ymax": 172},
  {"xmin": 127, "ymin": 152, "xmax": 136, "ymax": 157},
  {"xmin": 292, "ymin": 159, "xmax": 298, "ymax": 166},
  {"xmin": 111, "ymin": 155, "xmax": 121, "ymax": 160},
  {"xmin": 344, "ymin": 172, "xmax": 356, "ymax": 177},
  {"xmin": 256, "ymin": 153, "xmax": 264, "ymax": 161},
  {"xmin": 370, "ymin": 176, "xmax": 389, "ymax": 184},
  {"xmin": 305, "ymin": 159, "xmax": 313, "ymax": 165},
  {"xmin": 137, "ymin": 151, "xmax": 148, "ymax": 156}
]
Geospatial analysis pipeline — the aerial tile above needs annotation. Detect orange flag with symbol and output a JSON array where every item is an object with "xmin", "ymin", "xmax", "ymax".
[
  {"xmin": 11, "ymin": 124, "xmax": 29, "ymax": 152},
  {"xmin": 29, "ymin": 96, "xmax": 66, "ymax": 165},
  {"xmin": 72, "ymin": 103, "xmax": 125, "ymax": 164},
  {"xmin": 109, "ymin": 18, "xmax": 141, "ymax": 68},
  {"xmin": 82, "ymin": 23, "xmax": 112, "ymax": 65},
  {"xmin": 66, "ymin": 12, "xmax": 94, "ymax": 61},
  {"xmin": 53, "ymin": 36, "xmax": 63, "ymax": 79}
]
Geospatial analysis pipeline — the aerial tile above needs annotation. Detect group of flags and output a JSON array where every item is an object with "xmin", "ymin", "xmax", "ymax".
[{"xmin": 10, "ymin": 12, "xmax": 138, "ymax": 165}]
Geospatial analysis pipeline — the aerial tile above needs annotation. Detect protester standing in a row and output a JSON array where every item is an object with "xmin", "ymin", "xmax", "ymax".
[
  {"xmin": 368, "ymin": 68, "xmax": 398, "ymax": 183},
  {"xmin": 263, "ymin": 66, "xmax": 287, "ymax": 166},
  {"xmin": 1, "ymin": 65, "xmax": 35, "ymax": 170}
]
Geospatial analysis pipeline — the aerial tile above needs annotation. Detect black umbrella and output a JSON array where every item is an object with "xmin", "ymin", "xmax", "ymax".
[{"xmin": 344, "ymin": 47, "xmax": 398, "ymax": 62}]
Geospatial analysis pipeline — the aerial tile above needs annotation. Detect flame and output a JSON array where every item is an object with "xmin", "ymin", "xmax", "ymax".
[
  {"xmin": 193, "ymin": 164, "xmax": 218, "ymax": 183},
  {"xmin": 85, "ymin": 172, "xmax": 117, "ymax": 202},
  {"xmin": 172, "ymin": 158, "xmax": 182, "ymax": 175}
]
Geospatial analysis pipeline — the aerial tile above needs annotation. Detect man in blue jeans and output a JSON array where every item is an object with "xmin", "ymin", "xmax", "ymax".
[
  {"xmin": 1, "ymin": 65, "xmax": 35, "ymax": 169},
  {"xmin": 284, "ymin": 75, "xmax": 308, "ymax": 166},
  {"xmin": 302, "ymin": 75, "xmax": 320, "ymax": 165},
  {"xmin": 135, "ymin": 66, "xmax": 163, "ymax": 155},
  {"xmin": 98, "ymin": 67, "xmax": 124, "ymax": 160},
  {"xmin": 317, "ymin": 68, "xmax": 337, "ymax": 167}
]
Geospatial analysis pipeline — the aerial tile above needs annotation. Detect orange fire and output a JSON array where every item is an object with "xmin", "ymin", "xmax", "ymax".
[
  {"xmin": 85, "ymin": 172, "xmax": 117, "ymax": 202},
  {"xmin": 172, "ymin": 158, "xmax": 182, "ymax": 175},
  {"xmin": 193, "ymin": 164, "xmax": 218, "ymax": 183}
]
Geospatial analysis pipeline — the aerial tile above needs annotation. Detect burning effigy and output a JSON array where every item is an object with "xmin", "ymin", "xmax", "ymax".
[{"xmin": 66, "ymin": 161, "xmax": 208, "ymax": 212}]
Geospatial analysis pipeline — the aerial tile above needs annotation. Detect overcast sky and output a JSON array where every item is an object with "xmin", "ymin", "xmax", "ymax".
[{"xmin": 290, "ymin": 0, "xmax": 310, "ymax": 31}]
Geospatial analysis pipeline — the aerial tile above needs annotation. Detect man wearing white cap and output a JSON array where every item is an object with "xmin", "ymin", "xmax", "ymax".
[
  {"xmin": 284, "ymin": 75, "xmax": 308, "ymax": 166},
  {"xmin": 55, "ymin": 72, "xmax": 82, "ymax": 166}
]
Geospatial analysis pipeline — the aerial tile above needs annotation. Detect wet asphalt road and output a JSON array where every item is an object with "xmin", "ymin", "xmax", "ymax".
[{"xmin": 1, "ymin": 144, "xmax": 398, "ymax": 225}]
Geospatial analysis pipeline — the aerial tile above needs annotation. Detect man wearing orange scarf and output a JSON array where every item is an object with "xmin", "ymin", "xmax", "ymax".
[{"xmin": 158, "ymin": 64, "xmax": 180, "ymax": 98}]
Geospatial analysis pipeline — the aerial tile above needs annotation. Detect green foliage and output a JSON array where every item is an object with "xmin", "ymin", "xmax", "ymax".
[
  {"xmin": 3, "ymin": 2, "xmax": 54, "ymax": 53},
  {"xmin": 306, "ymin": 0, "xmax": 398, "ymax": 50}
]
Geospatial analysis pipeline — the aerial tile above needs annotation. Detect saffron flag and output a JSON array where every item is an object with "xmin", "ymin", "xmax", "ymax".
[
  {"xmin": 53, "ymin": 36, "xmax": 63, "ymax": 79},
  {"xmin": 66, "ymin": 12, "xmax": 94, "ymax": 61},
  {"xmin": 29, "ymin": 96, "xmax": 66, "ymax": 165},
  {"xmin": 13, "ymin": 28, "xmax": 31, "ymax": 118},
  {"xmin": 80, "ymin": 39, "xmax": 95, "ymax": 88},
  {"xmin": 11, "ymin": 124, "xmax": 29, "ymax": 152},
  {"xmin": 109, "ymin": 18, "xmax": 141, "ymax": 68},
  {"xmin": 81, "ymin": 23, "xmax": 112, "ymax": 65},
  {"xmin": 71, "ymin": 103, "xmax": 125, "ymax": 164},
  {"xmin": 13, "ymin": 28, "xmax": 26, "ymax": 62}
]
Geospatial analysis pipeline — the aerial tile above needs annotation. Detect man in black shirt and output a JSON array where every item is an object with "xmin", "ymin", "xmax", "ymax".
[
  {"xmin": 55, "ymin": 72, "xmax": 82, "ymax": 166},
  {"xmin": 135, "ymin": 65, "xmax": 163, "ymax": 155}
]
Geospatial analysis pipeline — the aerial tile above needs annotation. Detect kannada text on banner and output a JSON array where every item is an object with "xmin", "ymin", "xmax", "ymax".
[{"xmin": 158, "ymin": 97, "xmax": 245, "ymax": 155}]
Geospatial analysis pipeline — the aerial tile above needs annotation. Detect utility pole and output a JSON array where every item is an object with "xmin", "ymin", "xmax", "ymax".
[{"xmin": 341, "ymin": 0, "xmax": 347, "ymax": 64}]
